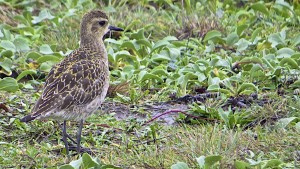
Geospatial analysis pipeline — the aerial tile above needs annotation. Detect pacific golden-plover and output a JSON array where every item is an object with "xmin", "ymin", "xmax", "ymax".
[{"xmin": 21, "ymin": 10, "xmax": 123, "ymax": 155}]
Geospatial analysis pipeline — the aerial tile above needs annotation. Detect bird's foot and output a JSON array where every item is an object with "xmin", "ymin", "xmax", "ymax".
[{"xmin": 68, "ymin": 145, "xmax": 93, "ymax": 154}]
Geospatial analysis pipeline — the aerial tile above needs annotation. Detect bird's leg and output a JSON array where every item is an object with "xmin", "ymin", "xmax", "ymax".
[
  {"xmin": 62, "ymin": 120, "xmax": 69, "ymax": 156},
  {"xmin": 76, "ymin": 119, "xmax": 84, "ymax": 154}
]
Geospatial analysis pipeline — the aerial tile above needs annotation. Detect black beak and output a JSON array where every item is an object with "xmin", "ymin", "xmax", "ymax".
[{"xmin": 108, "ymin": 25, "xmax": 124, "ymax": 32}]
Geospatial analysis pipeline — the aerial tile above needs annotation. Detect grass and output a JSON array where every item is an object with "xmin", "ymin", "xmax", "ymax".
[{"xmin": 1, "ymin": 0, "xmax": 300, "ymax": 168}]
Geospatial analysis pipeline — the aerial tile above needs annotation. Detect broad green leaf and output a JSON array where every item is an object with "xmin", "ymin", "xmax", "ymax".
[
  {"xmin": 39, "ymin": 62, "xmax": 53, "ymax": 72},
  {"xmin": 207, "ymin": 84, "xmax": 220, "ymax": 91},
  {"xmin": 163, "ymin": 36, "xmax": 178, "ymax": 41},
  {"xmin": 36, "ymin": 55, "xmax": 61, "ymax": 63},
  {"xmin": 0, "ymin": 29, "xmax": 3, "ymax": 38},
  {"xmin": 101, "ymin": 164, "xmax": 122, "ymax": 169},
  {"xmin": 26, "ymin": 51, "xmax": 42, "ymax": 60},
  {"xmin": 151, "ymin": 53, "xmax": 170, "ymax": 61},
  {"xmin": 275, "ymin": 117, "xmax": 298, "ymax": 129},
  {"xmin": 261, "ymin": 159, "xmax": 282, "ymax": 168},
  {"xmin": 68, "ymin": 156, "xmax": 82, "ymax": 169},
  {"xmin": 130, "ymin": 29, "xmax": 146, "ymax": 40},
  {"xmin": 226, "ymin": 32, "xmax": 239, "ymax": 46},
  {"xmin": 276, "ymin": 47, "xmax": 294, "ymax": 58},
  {"xmin": 203, "ymin": 30, "xmax": 222, "ymax": 42},
  {"xmin": 251, "ymin": 27, "xmax": 263, "ymax": 43},
  {"xmin": 236, "ymin": 24, "xmax": 248, "ymax": 36},
  {"xmin": 196, "ymin": 156, "xmax": 205, "ymax": 168},
  {"xmin": 136, "ymin": 39, "xmax": 152, "ymax": 48},
  {"xmin": 13, "ymin": 37, "xmax": 30, "ymax": 51},
  {"xmin": 0, "ymin": 57, "xmax": 13, "ymax": 75},
  {"xmin": 236, "ymin": 38, "xmax": 250, "ymax": 52},
  {"xmin": 0, "ymin": 40, "xmax": 16, "ymax": 52},
  {"xmin": 237, "ymin": 83, "xmax": 258, "ymax": 94},
  {"xmin": 82, "ymin": 153, "xmax": 99, "ymax": 168},
  {"xmin": 251, "ymin": 2, "xmax": 269, "ymax": 16},
  {"xmin": 0, "ymin": 77, "xmax": 19, "ymax": 92},
  {"xmin": 152, "ymin": 40, "xmax": 170, "ymax": 51},
  {"xmin": 58, "ymin": 164, "xmax": 75, "ymax": 169},
  {"xmin": 115, "ymin": 50, "xmax": 132, "ymax": 62},
  {"xmin": 32, "ymin": 9, "xmax": 55, "ymax": 24},
  {"xmin": 268, "ymin": 33, "xmax": 285, "ymax": 48},
  {"xmin": 39, "ymin": 44, "xmax": 54, "ymax": 54},
  {"xmin": 291, "ymin": 33, "xmax": 300, "ymax": 46},
  {"xmin": 234, "ymin": 160, "xmax": 250, "ymax": 169},
  {"xmin": 140, "ymin": 73, "xmax": 163, "ymax": 82},
  {"xmin": 16, "ymin": 70, "xmax": 37, "ymax": 81},
  {"xmin": 295, "ymin": 122, "xmax": 300, "ymax": 133},
  {"xmin": 171, "ymin": 162, "xmax": 190, "ymax": 169},
  {"xmin": 0, "ymin": 50, "xmax": 13, "ymax": 58},
  {"xmin": 279, "ymin": 58, "xmax": 298, "ymax": 69},
  {"xmin": 204, "ymin": 155, "xmax": 222, "ymax": 167}
]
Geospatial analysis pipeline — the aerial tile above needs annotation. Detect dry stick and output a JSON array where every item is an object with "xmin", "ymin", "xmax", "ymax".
[{"xmin": 142, "ymin": 109, "xmax": 218, "ymax": 126}]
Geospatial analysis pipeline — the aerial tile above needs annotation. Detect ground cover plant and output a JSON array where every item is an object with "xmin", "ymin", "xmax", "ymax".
[{"xmin": 0, "ymin": 0, "xmax": 300, "ymax": 168}]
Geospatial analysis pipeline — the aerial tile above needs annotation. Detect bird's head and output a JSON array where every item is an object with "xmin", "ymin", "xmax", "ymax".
[{"xmin": 80, "ymin": 10, "xmax": 123, "ymax": 42}]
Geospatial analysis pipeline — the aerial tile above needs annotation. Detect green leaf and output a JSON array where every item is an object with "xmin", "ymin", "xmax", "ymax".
[
  {"xmin": 0, "ymin": 50, "xmax": 14, "ymax": 58},
  {"xmin": 39, "ymin": 44, "xmax": 54, "ymax": 54},
  {"xmin": 59, "ymin": 165, "xmax": 75, "ymax": 169},
  {"xmin": 237, "ymin": 83, "xmax": 258, "ymax": 94},
  {"xmin": 0, "ymin": 57, "xmax": 13, "ymax": 75},
  {"xmin": 36, "ymin": 55, "xmax": 61, "ymax": 63},
  {"xmin": 0, "ymin": 77, "xmax": 19, "ymax": 92},
  {"xmin": 268, "ymin": 33, "xmax": 285, "ymax": 48},
  {"xmin": 276, "ymin": 47, "xmax": 294, "ymax": 58},
  {"xmin": 39, "ymin": 62, "xmax": 53, "ymax": 72},
  {"xmin": 291, "ymin": 33, "xmax": 300, "ymax": 46},
  {"xmin": 32, "ymin": 9, "xmax": 55, "ymax": 24},
  {"xmin": 13, "ymin": 37, "xmax": 30, "ymax": 52},
  {"xmin": 152, "ymin": 40, "xmax": 170, "ymax": 51},
  {"xmin": 196, "ymin": 156, "xmax": 206, "ymax": 168},
  {"xmin": 69, "ymin": 157, "xmax": 82, "ymax": 169},
  {"xmin": 207, "ymin": 84, "xmax": 220, "ymax": 91},
  {"xmin": 203, "ymin": 30, "xmax": 222, "ymax": 42},
  {"xmin": 140, "ymin": 73, "xmax": 163, "ymax": 83},
  {"xmin": 0, "ymin": 40, "xmax": 16, "ymax": 52},
  {"xmin": 275, "ymin": 117, "xmax": 298, "ymax": 129},
  {"xmin": 204, "ymin": 155, "xmax": 222, "ymax": 168},
  {"xmin": 151, "ymin": 54, "xmax": 170, "ymax": 62},
  {"xmin": 251, "ymin": 2, "xmax": 269, "ymax": 16},
  {"xmin": 236, "ymin": 38, "xmax": 250, "ymax": 52},
  {"xmin": 16, "ymin": 70, "xmax": 37, "ymax": 81},
  {"xmin": 236, "ymin": 24, "xmax": 248, "ymax": 36},
  {"xmin": 279, "ymin": 58, "xmax": 298, "ymax": 69},
  {"xmin": 101, "ymin": 164, "xmax": 122, "ymax": 169},
  {"xmin": 130, "ymin": 29, "xmax": 146, "ymax": 40},
  {"xmin": 234, "ymin": 160, "xmax": 250, "ymax": 169},
  {"xmin": 295, "ymin": 122, "xmax": 300, "ymax": 133},
  {"xmin": 82, "ymin": 153, "xmax": 99, "ymax": 168},
  {"xmin": 262, "ymin": 159, "xmax": 282, "ymax": 168},
  {"xmin": 171, "ymin": 162, "xmax": 190, "ymax": 169},
  {"xmin": 226, "ymin": 32, "xmax": 239, "ymax": 46},
  {"xmin": 26, "ymin": 51, "xmax": 42, "ymax": 60}
]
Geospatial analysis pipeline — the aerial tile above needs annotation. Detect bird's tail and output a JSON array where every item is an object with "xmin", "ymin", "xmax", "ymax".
[{"xmin": 20, "ymin": 115, "xmax": 36, "ymax": 122}]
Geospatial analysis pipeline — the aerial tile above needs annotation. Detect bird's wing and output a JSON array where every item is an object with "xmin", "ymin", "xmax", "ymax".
[{"xmin": 30, "ymin": 50, "xmax": 107, "ymax": 119}]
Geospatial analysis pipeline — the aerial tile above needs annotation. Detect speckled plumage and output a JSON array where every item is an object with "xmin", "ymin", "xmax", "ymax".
[
  {"xmin": 21, "ymin": 10, "xmax": 123, "ymax": 154},
  {"xmin": 22, "ymin": 10, "xmax": 111, "ymax": 122}
]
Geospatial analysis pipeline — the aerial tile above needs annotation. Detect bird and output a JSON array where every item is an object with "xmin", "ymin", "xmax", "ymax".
[{"xmin": 20, "ymin": 10, "xmax": 123, "ymax": 155}]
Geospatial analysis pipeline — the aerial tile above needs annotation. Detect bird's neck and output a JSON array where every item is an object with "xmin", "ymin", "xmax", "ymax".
[
  {"xmin": 80, "ymin": 34, "xmax": 107, "ymax": 58},
  {"xmin": 80, "ymin": 34, "xmax": 104, "ymax": 49}
]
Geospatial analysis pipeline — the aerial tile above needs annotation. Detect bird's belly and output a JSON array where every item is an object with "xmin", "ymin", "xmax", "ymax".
[{"xmin": 40, "ymin": 78, "xmax": 109, "ymax": 121}]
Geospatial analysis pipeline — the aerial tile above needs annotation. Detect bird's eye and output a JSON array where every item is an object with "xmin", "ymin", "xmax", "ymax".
[{"xmin": 99, "ymin": 21, "xmax": 106, "ymax": 26}]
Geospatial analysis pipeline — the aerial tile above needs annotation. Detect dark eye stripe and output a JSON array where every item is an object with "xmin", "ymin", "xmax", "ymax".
[{"xmin": 99, "ymin": 21, "xmax": 106, "ymax": 26}]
